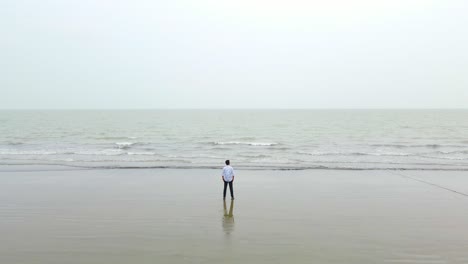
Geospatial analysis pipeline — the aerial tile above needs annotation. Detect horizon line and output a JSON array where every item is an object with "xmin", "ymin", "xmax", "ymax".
[{"xmin": 1, "ymin": 108, "xmax": 467, "ymax": 111}]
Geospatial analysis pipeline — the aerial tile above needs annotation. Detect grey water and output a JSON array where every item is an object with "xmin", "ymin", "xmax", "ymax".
[{"xmin": 0, "ymin": 109, "xmax": 467, "ymax": 170}]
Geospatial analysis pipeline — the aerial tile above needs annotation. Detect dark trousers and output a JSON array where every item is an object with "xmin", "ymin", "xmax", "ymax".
[{"xmin": 223, "ymin": 180, "xmax": 234, "ymax": 198}]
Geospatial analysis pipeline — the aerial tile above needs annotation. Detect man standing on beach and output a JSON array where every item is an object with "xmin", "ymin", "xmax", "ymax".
[{"xmin": 222, "ymin": 160, "xmax": 235, "ymax": 200}]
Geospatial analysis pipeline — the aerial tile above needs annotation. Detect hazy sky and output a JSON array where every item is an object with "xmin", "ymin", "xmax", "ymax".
[{"xmin": 1, "ymin": 0, "xmax": 467, "ymax": 109}]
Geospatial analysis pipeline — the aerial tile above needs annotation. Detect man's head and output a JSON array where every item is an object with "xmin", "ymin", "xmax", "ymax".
[{"xmin": 225, "ymin": 160, "xmax": 230, "ymax": 165}]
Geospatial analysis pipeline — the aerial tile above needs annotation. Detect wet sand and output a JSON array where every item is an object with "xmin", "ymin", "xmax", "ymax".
[{"xmin": 1, "ymin": 166, "xmax": 468, "ymax": 263}]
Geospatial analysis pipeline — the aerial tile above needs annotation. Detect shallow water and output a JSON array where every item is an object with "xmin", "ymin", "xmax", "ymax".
[
  {"xmin": 1, "ymin": 168, "xmax": 467, "ymax": 263},
  {"xmin": 1, "ymin": 110, "xmax": 468, "ymax": 170}
]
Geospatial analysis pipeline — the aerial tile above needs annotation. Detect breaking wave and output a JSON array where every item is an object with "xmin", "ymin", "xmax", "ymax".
[
  {"xmin": 368, "ymin": 143, "xmax": 467, "ymax": 148},
  {"xmin": 296, "ymin": 151, "xmax": 414, "ymax": 157},
  {"xmin": 115, "ymin": 142, "xmax": 136, "ymax": 149},
  {"xmin": 212, "ymin": 141, "xmax": 278, "ymax": 146},
  {"xmin": 1, "ymin": 162, "xmax": 468, "ymax": 171}
]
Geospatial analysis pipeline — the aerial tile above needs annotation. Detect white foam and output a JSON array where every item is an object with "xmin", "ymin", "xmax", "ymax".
[
  {"xmin": 297, "ymin": 151, "xmax": 413, "ymax": 156},
  {"xmin": 423, "ymin": 155, "xmax": 468, "ymax": 160},
  {"xmin": 214, "ymin": 141, "xmax": 278, "ymax": 146},
  {"xmin": 74, "ymin": 149, "xmax": 125, "ymax": 156},
  {"xmin": 0, "ymin": 149, "xmax": 57, "ymax": 155},
  {"xmin": 370, "ymin": 152, "xmax": 413, "ymax": 156},
  {"xmin": 115, "ymin": 142, "xmax": 135, "ymax": 149},
  {"xmin": 127, "ymin": 151, "xmax": 155, "ymax": 156}
]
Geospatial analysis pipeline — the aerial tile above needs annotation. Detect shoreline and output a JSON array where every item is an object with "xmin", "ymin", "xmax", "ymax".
[{"xmin": 2, "ymin": 164, "xmax": 468, "ymax": 172}]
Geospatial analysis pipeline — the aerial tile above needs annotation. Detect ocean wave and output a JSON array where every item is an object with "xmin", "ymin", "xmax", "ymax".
[
  {"xmin": 0, "ymin": 150, "xmax": 58, "ymax": 155},
  {"xmin": 369, "ymin": 143, "xmax": 467, "ymax": 148},
  {"xmin": 368, "ymin": 144, "xmax": 414, "ymax": 148},
  {"xmin": 161, "ymin": 154, "xmax": 221, "ymax": 159},
  {"xmin": 213, "ymin": 141, "xmax": 278, "ymax": 146},
  {"xmin": 73, "ymin": 149, "xmax": 126, "ymax": 156},
  {"xmin": 127, "ymin": 151, "xmax": 156, "ymax": 156},
  {"xmin": 421, "ymin": 155, "xmax": 468, "ymax": 161},
  {"xmin": 432, "ymin": 150, "xmax": 468, "ymax": 155},
  {"xmin": 78, "ymin": 158, "xmax": 192, "ymax": 163},
  {"xmin": 0, "ymin": 149, "xmax": 160, "ymax": 156},
  {"xmin": 297, "ymin": 151, "xmax": 413, "ymax": 157},
  {"xmin": 92, "ymin": 136, "xmax": 139, "ymax": 140},
  {"xmin": 208, "ymin": 146, "xmax": 231, "ymax": 150},
  {"xmin": 2, "ymin": 162, "xmax": 468, "ymax": 171},
  {"xmin": 115, "ymin": 142, "xmax": 135, "ymax": 149},
  {"xmin": 238, "ymin": 154, "xmax": 271, "ymax": 158},
  {"xmin": 438, "ymin": 156, "xmax": 468, "ymax": 160},
  {"xmin": 4, "ymin": 141, "xmax": 24, "ymax": 146}
]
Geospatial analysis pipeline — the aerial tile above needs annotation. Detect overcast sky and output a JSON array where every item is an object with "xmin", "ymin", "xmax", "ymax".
[{"xmin": 1, "ymin": 0, "xmax": 467, "ymax": 109}]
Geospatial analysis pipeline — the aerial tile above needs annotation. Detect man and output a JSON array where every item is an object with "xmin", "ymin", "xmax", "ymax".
[{"xmin": 222, "ymin": 160, "xmax": 235, "ymax": 200}]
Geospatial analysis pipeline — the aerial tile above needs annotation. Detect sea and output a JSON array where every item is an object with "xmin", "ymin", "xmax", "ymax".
[{"xmin": 1, "ymin": 110, "xmax": 467, "ymax": 170}]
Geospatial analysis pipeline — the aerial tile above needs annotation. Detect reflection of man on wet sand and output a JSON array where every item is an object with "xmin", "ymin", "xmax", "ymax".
[{"xmin": 223, "ymin": 199, "xmax": 235, "ymax": 235}]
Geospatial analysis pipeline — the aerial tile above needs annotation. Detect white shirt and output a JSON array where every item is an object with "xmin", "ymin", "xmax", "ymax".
[{"xmin": 222, "ymin": 165, "xmax": 235, "ymax": 182}]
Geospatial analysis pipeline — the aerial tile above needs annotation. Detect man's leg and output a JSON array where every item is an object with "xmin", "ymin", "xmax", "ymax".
[
  {"xmin": 223, "ymin": 180, "xmax": 228, "ymax": 199},
  {"xmin": 229, "ymin": 181, "xmax": 234, "ymax": 199}
]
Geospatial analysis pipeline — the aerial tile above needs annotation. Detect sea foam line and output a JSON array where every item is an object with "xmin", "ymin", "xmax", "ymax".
[
  {"xmin": 296, "ymin": 151, "xmax": 414, "ymax": 157},
  {"xmin": 213, "ymin": 141, "xmax": 278, "ymax": 146},
  {"xmin": 2, "ymin": 162, "xmax": 468, "ymax": 171}
]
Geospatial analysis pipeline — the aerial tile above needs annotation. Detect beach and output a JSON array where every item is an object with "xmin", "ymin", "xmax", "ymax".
[
  {"xmin": 3, "ymin": 0, "xmax": 468, "ymax": 261},
  {"xmin": 1, "ymin": 166, "xmax": 467, "ymax": 263}
]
